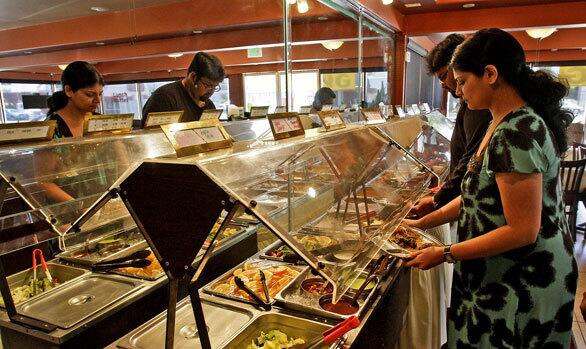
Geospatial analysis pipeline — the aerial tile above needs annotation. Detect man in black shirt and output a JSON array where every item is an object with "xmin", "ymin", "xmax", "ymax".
[
  {"xmin": 141, "ymin": 52, "xmax": 225, "ymax": 127},
  {"xmin": 413, "ymin": 34, "xmax": 492, "ymax": 216}
]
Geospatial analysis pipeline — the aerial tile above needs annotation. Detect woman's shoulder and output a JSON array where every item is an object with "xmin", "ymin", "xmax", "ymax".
[{"xmin": 494, "ymin": 106, "xmax": 550, "ymax": 146}]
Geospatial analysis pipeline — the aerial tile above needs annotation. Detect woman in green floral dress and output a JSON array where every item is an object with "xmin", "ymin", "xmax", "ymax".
[{"xmin": 405, "ymin": 28, "xmax": 577, "ymax": 348}]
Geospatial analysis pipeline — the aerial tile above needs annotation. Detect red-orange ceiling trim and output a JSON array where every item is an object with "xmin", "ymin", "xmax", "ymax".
[{"xmin": 404, "ymin": 2, "xmax": 586, "ymax": 36}]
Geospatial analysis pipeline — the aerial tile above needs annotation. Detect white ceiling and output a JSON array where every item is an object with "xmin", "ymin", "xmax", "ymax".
[{"xmin": 0, "ymin": 0, "xmax": 184, "ymax": 31}]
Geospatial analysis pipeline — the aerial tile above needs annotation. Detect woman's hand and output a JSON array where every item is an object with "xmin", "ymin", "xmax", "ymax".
[
  {"xmin": 402, "ymin": 218, "xmax": 424, "ymax": 229},
  {"xmin": 404, "ymin": 246, "xmax": 445, "ymax": 270}
]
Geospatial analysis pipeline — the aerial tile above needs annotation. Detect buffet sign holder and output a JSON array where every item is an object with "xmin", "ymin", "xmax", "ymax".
[
  {"xmin": 160, "ymin": 119, "xmax": 233, "ymax": 157},
  {"xmin": 0, "ymin": 121, "xmax": 56, "ymax": 145},
  {"xmin": 249, "ymin": 106, "xmax": 269, "ymax": 119},
  {"xmin": 317, "ymin": 110, "xmax": 346, "ymax": 132},
  {"xmin": 83, "ymin": 113, "xmax": 134, "ymax": 136},
  {"xmin": 267, "ymin": 112, "xmax": 305, "ymax": 141},
  {"xmin": 143, "ymin": 111, "xmax": 184, "ymax": 129},
  {"xmin": 199, "ymin": 109, "xmax": 223, "ymax": 121}
]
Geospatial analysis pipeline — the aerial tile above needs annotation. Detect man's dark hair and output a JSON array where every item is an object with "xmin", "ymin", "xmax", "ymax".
[
  {"xmin": 426, "ymin": 34, "xmax": 465, "ymax": 75},
  {"xmin": 188, "ymin": 52, "xmax": 225, "ymax": 82}
]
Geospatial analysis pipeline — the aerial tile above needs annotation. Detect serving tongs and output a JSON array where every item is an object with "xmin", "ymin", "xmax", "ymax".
[
  {"xmin": 305, "ymin": 315, "xmax": 361, "ymax": 349},
  {"xmin": 95, "ymin": 249, "xmax": 150, "ymax": 266},
  {"xmin": 92, "ymin": 258, "xmax": 151, "ymax": 273},
  {"xmin": 31, "ymin": 249, "xmax": 56, "ymax": 294},
  {"xmin": 234, "ymin": 270, "xmax": 271, "ymax": 311}
]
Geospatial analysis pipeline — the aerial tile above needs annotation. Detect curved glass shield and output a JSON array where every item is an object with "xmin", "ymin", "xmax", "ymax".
[{"xmin": 198, "ymin": 126, "xmax": 433, "ymax": 302}]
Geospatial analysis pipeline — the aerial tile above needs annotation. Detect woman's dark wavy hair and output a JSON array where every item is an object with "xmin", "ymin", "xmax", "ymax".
[
  {"xmin": 47, "ymin": 61, "xmax": 104, "ymax": 115},
  {"xmin": 451, "ymin": 28, "xmax": 573, "ymax": 152}
]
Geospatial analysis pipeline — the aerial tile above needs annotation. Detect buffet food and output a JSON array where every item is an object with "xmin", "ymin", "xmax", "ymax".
[
  {"xmin": 294, "ymin": 235, "xmax": 337, "ymax": 252},
  {"xmin": 389, "ymin": 226, "xmax": 434, "ymax": 251},
  {"xmin": 246, "ymin": 329, "xmax": 305, "ymax": 349},
  {"xmin": 115, "ymin": 252, "xmax": 164, "ymax": 279},
  {"xmin": 212, "ymin": 262, "xmax": 300, "ymax": 301},
  {"xmin": 0, "ymin": 277, "xmax": 58, "ymax": 306},
  {"xmin": 204, "ymin": 222, "xmax": 243, "ymax": 247}
]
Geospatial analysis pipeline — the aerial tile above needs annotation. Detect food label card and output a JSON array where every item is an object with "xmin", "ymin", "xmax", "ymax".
[
  {"xmin": 161, "ymin": 119, "xmax": 232, "ymax": 157},
  {"xmin": 250, "ymin": 106, "xmax": 269, "ymax": 119},
  {"xmin": 199, "ymin": 109, "xmax": 223, "ymax": 121},
  {"xmin": 361, "ymin": 108, "xmax": 386, "ymax": 123},
  {"xmin": 274, "ymin": 106, "xmax": 287, "ymax": 114},
  {"xmin": 84, "ymin": 114, "xmax": 133, "ymax": 135},
  {"xmin": 299, "ymin": 105, "xmax": 312, "ymax": 114},
  {"xmin": 317, "ymin": 110, "xmax": 346, "ymax": 131},
  {"xmin": 395, "ymin": 106, "xmax": 407, "ymax": 118},
  {"xmin": 0, "ymin": 121, "xmax": 56, "ymax": 144},
  {"xmin": 144, "ymin": 111, "xmax": 184, "ymax": 128},
  {"xmin": 268, "ymin": 113, "xmax": 305, "ymax": 140}
]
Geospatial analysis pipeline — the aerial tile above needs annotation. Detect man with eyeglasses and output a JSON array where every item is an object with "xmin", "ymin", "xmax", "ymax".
[
  {"xmin": 412, "ymin": 34, "xmax": 491, "ymax": 216},
  {"xmin": 141, "ymin": 52, "xmax": 225, "ymax": 127}
]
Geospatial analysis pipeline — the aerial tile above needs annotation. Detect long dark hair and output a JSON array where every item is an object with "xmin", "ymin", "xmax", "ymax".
[
  {"xmin": 451, "ymin": 28, "xmax": 573, "ymax": 152},
  {"xmin": 47, "ymin": 61, "xmax": 104, "ymax": 115}
]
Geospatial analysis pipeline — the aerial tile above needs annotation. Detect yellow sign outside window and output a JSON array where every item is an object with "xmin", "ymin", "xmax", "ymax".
[
  {"xmin": 559, "ymin": 66, "xmax": 586, "ymax": 87},
  {"xmin": 322, "ymin": 73, "xmax": 357, "ymax": 90}
]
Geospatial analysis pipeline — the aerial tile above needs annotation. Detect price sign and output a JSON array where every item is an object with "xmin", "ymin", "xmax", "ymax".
[
  {"xmin": 0, "ymin": 121, "xmax": 56, "ymax": 144},
  {"xmin": 83, "ymin": 114, "xmax": 133, "ymax": 135},
  {"xmin": 161, "ymin": 119, "xmax": 232, "ymax": 157},
  {"xmin": 395, "ymin": 106, "xmax": 407, "ymax": 118},
  {"xmin": 274, "ymin": 106, "xmax": 287, "ymax": 114},
  {"xmin": 361, "ymin": 108, "xmax": 386, "ymax": 123},
  {"xmin": 317, "ymin": 110, "xmax": 346, "ymax": 131},
  {"xmin": 321, "ymin": 104, "xmax": 333, "ymax": 111},
  {"xmin": 338, "ymin": 104, "xmax": 347, "ymax": 111},
  {"xmin": 405, "ymin": 105, "xmax": 416, "ymax": 116},
  {"xmin": 268, "ymin": 113, "xmax": 305, "ymax": 140},
  {"xmin": 411, "ymin": 104, "xmax": 422, "ymax": 115},
  {"xmin": 144, "ymin": 111, "xmax": 184, "ymax": 128},
  {"xmin": 421, "ymin": 103, "xmax": 431, "ymax": 114},
  {"xmin": 199, "ymin": 109, "xmax": 223, "ymax": 121},
  {"xmin": 299, "ymin": 105, "xmax": 312, "ymax": 114},
  {"xmin": 250, "ymin": 106, "xmax": 269, "ymax": 119}
]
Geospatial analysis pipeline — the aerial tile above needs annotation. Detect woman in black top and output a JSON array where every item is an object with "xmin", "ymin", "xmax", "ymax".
[{"xmin": 46, "ymin": 61, "xmax": 104, "ymax": 138}]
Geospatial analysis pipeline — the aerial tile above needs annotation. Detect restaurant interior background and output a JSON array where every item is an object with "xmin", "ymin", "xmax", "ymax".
[{"xmin": 0, "ymin": 0, "xmax": 584, "ymax": 127}]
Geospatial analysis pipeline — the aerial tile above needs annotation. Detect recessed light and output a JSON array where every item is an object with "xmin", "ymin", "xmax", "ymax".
[
  {"xmin": 551, "ymin": 48, "xmax": 558, "ymax": 52},
  {"xmin": 168, "ymin": 53, "xmax": 184, "ymax": 58},
  {"xmin": 462, "ymin": 3, "xmax": 475, "ymax": 8},
  {"xmin": 192, "ymin": 30, "xmax": 203, "ymax": 34},
  {"xmin": 382, "ymin": 0, "xmax": 394, "ymax": 4},
  {"xmin": 90, "ymin": 6, "xmax": 109, "ymax": 12},
  {"xmin": 96, "ymin": 41, "xmax": 105, "ymax": 46},
  {"xmin": 58, "ymin": 64, "xmax": 68, "ymax": 70},
  {"xmin": 23, "ymin": 51, "xmax": 32, "ymax": 54},
  {"xmin": 318, "ymin": 16, "xmax": 328, "ymax": 21},
  {"xmin": 405, "ymin": 2, "xmax": 421, "ymax": 7},
  {"xmin": 582, "ymin": 47, "xmax": 586, "ymax": 50}
]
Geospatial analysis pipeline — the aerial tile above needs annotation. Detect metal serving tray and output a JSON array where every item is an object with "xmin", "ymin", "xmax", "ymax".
[
  {"xmin": 202, "ymin": 259, "xmax": 305, "ymax": 306},
  {"xmin": 116, "ymin": 298, "xmax": 254, "ymax": 349},
  {"xmin": 274, "ymin": 268, "xmax": 377, "ymax": 321},
  {"xmin": 18, "ymin": 274, "xmax": 142, "ymax": 329},
  {"xmin": 221, "ymin": 312, "xmax": 335, "ymax": 349},
  {"xmin": 57, "ymin": 229, "xmax": 148, "ymax": 266},
  {"xmin": 0, "ymin": 263, "xmax": 88, "ymax": 307}
]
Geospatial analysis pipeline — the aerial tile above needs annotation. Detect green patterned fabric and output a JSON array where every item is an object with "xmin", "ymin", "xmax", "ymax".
[{"xmin": 450, "ymin": 106, "xmax": 577, "ymax": 348}]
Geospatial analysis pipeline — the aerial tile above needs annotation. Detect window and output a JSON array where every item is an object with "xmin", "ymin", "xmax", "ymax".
[
  {"xmin": 244, "ymin": 74, "xmax": 278, "ymax": 112},
  {"xmin": 365, "ymin": 71, "xmax": 388, "ymax": 108},
  {"xmin": 320, "ymin": 72, "xmax": 359, "ymax": 108},
  {"xmin": 138, "ymin": 81, "xmax": 170, "ymax": 107},
  {"xmin": 1, "ymin": 83, "xmax": 53, "ymax": 123},
  {"xmin": 279, "ymin": 71, "xmax": 319, "ymax": 112},
  {"xmin": 209, "ymin": 78, "xmax": 230, "ymax": 117},
  {"xmin": 102, "ymin": 83, "xmax": 140, "ymax": 119}
]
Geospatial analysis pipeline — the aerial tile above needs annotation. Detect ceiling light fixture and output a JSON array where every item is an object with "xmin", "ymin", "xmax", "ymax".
[
  {"xmin": 90, "ymin": 6, "xmax": 109, "ymax": 12},
  {"xmin": 297, "ymin": 0, "xmax": 309, "ymax": 13},
  {"xmin": 58, "ymin": 64, "xmax": 68, "ymax": 71},
  {"xmin": 192, "ymin": 30, "xmax": 203, "ymax": 34},
  {"xmin": 382, "ymin": 0, "xmax": 394, "ymax": 4},
  {"xmin": 318, "ymin": 16, "xmax": 328, "ymax": 21},
  {"xmin": 526, "ymin": 28, "xmax": 557, "ymax": 39},
  {"xmin": 404, "ymin": 2, "xmax": 421, "ymax": 7},
  {"xmin": 23, "ymin": 51, "xmax": 32, "ymax": 54},
  {"xmin": 462, "ymin": 3, "xmax": 475, "ymax": 8},
  {"xmin": 551, "ymin": 48, "xmax": 558, "ymax": 52},
  {"xmin": 96, "ymin": 41, "xmax": 105, "ymax": 46},
  {"xmin": 289, "ymin": 0, "xmax": 297, "ymax": 3},
  {"xmin": 322, "ymin": 41, "xmax": 344, "ymax": 51},
  {"xmin": 167, "ymin": 53, "xmax": 184, "ymax": 58}
]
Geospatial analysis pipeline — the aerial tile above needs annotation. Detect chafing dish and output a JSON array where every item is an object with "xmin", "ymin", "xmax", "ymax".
[
  {"xmin": 116, "ymin": 297, "xmax": 254, "ymax": 349},
  {"xmin": 0, "ymin": 263, "xmax": 88, "ymax": 307},
  {"xmin": 221, "ymin": 312, "xmax": 335, "ymax": 349},
  {"xmin": 18, "ymin": 274, "xmax": 142, "ymax": 328}
]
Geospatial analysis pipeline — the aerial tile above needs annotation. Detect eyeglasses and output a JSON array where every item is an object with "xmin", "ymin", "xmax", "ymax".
[
  {"xmin": 437, "ymin": 69, "xmax": 449, "ymax": 83},
  {"xmin": 198, "ymin": 79, "xmax": 221, "ymax": 92}
]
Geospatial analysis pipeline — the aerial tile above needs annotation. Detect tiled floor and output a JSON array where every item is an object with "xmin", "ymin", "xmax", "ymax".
[{"xmin": 573, "ymin": 204, "xmax": 586, "ymax": 348}]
